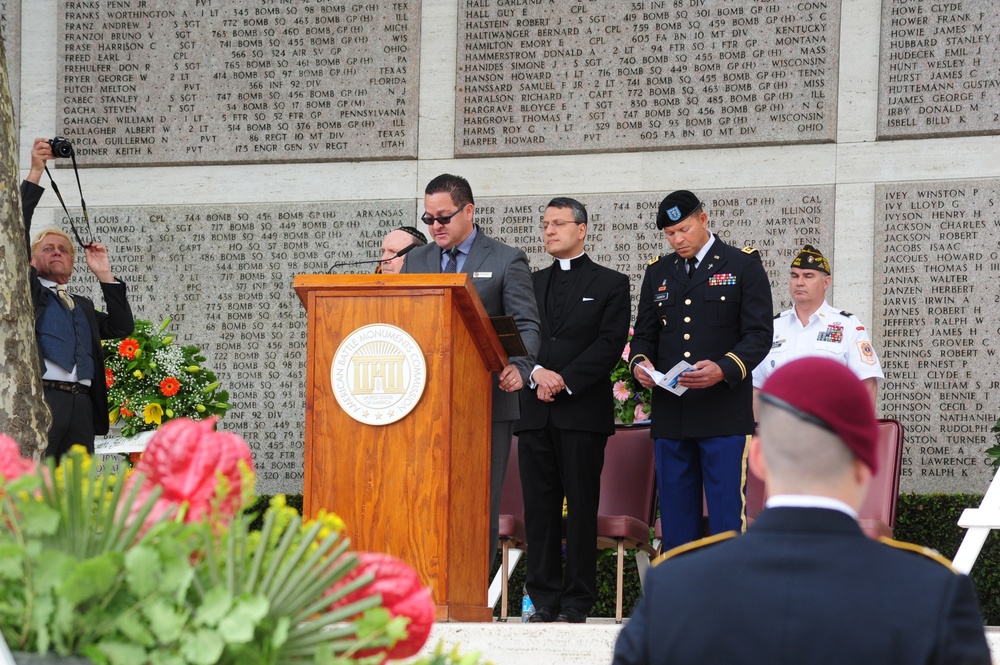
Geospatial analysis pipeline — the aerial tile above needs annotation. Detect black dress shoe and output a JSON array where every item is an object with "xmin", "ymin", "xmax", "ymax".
[
  {"xmin": 555, "ymin": 607, "xmax": 587, "ymax": 623},
  {"xmin": 527, "ymin": 606, "xmax": 558, "ymax": 623}
]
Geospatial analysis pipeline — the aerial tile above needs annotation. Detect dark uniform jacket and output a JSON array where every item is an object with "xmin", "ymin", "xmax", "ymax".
[
  {"xmin": 515, "ymin": 255, "xmax": 630, "ymax": 436},
  {"xmin": 629, "ymin": 237, "xmax": 772, "ymax": 439},
  {"xmin": 613, "ymin": 507, "xmax": 992, "ymax": 665},
  {"xmin": 22, "ymin": 180, "xmax": 134, "ymax": 436}
]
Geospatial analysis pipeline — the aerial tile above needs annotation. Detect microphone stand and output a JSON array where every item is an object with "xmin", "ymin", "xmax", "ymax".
[{"xmin": 327, "ymin": 242, "xmax": 419, "ymax": 273}]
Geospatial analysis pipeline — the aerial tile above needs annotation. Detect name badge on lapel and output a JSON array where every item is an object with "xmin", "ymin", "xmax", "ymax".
[{"xmin": 473, "ymin": 272, "xmax": 492, "ymax": 278}]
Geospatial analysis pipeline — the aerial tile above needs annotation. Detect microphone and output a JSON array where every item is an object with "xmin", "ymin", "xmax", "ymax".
[{"xmin": 326, "ymin": 242, "xmax": 419, "ymax": 272}]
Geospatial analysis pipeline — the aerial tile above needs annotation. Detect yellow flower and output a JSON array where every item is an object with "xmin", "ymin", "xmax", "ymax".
[
  {"xmin": 143, "ymin": 403, "xmax": 164, "ymax": 425},
  {"xmin": 133, "ymin": 370, "xmax": 143, "ymax": 379},
  {"xmin": 314, "ymin": 508, "xmax": 346, "ymax": 541}
]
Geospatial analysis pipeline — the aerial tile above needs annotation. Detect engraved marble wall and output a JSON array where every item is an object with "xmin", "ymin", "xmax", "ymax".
[
  {"xmin": 878, "ymin": 0, "xmax": 1000, "ymax": 138},
  {"xmin": 56, "ymin": 0, "xmax": 420, "ymax": 163},
  {"xmin": 873, "ymin": 178, "xmax": 1000, "ymax": 491},
  {"xmin": 457, "ymin": 0, "xmax": 840, "ymax": 155}
]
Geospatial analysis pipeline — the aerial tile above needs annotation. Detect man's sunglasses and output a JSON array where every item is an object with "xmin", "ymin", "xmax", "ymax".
[{"xmin": 420, "ymin": 208, "xmax": 463, "ymax": 225}]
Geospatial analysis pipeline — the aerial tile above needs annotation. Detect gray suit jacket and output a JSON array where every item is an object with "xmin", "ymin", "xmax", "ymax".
[{"xmin": 402, "ymin": 227, "xmax": 540, "ymax": 421}]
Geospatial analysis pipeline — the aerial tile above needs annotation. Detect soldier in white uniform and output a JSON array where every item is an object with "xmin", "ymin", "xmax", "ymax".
[{"xmin": 753, "ymin": 245, "xmax": 883, "ymax": 407}]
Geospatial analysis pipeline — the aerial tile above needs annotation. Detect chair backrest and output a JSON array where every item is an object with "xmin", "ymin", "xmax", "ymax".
[
  {"xmin": 598, "ymin": 425, "xmax": 657, "ymax": 525},
  {"xmin": 858, "ymin": 418, "xmax": 905, "ymax": 528},
  {"xmin": 745, "ymin": 461, "xmax": 767, "ymax": 523},
  {"xmin": 747, "ymin": 418, "xmax": 903, "ymax": 530},
  {"xmin": 500, "ymin": 437, "xmax": 525, "ymax": 522}
]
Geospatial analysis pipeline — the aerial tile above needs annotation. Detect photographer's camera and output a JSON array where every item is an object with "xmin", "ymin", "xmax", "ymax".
[{"xmin": 48, "ymin": 136, "xmax": 74, "ymax": 158}]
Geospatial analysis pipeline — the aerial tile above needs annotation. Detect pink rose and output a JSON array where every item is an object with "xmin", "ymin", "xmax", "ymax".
[
  {"xmin": 634, "ymin": 404, "xmax": 650, "ymax": 423},
  {"xmin": 0, "ymin": 434, "xmax": 36, "ymax": 483}
]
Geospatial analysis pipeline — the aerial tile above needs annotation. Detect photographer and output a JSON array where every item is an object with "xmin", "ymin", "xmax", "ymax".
[{"xmin": 21, "ymin": 137, "xmax": 134, "ymax": 458}]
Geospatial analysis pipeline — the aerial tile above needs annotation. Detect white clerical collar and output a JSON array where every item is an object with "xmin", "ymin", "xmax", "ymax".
[
  {"xmin": 557, "ymin": 252, "xmax": 586, "ymax": 271},
  {"xmin": 38, "ymin": 277, "xmax": 60, "ymax": 289},
  {"xmin": 766, "ymin": 494, "xmax": 858, "ymax": 520}
]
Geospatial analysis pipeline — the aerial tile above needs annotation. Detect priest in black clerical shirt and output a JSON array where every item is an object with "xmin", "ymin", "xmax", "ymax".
[{"xmin": 514, "ymin": 197, "xmax": 631, "ymax": 624}]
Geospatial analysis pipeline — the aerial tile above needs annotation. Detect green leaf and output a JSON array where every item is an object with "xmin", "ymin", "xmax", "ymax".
[
  {"xmin": 180, "ymin": 627, "xmax": 226, "ymax": 665},
  {"xmin": 59, "ymin": 553, "xmax": 123, "ymax": 605},
  {"xmin": 18, "ymin": 500, "xmax": 61, "ymax": 538},
  {"xmin": 29, "ymin": 592, "xmax": 54, "ymax": 654},
  {"xmin": 218, "ymin": 595, "xmax": 269, "ymax": 644},
  {"xmin": 194, "ymin": 586, "xmax": 234, "ymax": 627},
  {"xmin": 144, "ymin": 598, "xmax": 189, "ymax": 643},
  {"xmin": 353, "ymin": 607, "xmax": 391, "ymax": 640},
  {"xmin": 124, "ymin": 545, "xmax": 161, "ymax": 598},
  {"xmin": 113, "ymin": 611, "xmax": 157, "ymax": 647},
  {"xmin": 96, "ymin": 640, "xmax": 150, "ymax": 665},
  {"xmin": 0, "ymin": 545, "xmax": 24, "ymax": 579}
]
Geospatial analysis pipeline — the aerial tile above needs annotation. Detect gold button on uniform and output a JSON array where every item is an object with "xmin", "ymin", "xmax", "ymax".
[
  {"xmin": 683, "ymin": 352, "xmax": 691, "ymax": 358},
  {"xmin": 685, "ymin": 299, "xmax": 692, "ymax": 305},
  {"xmin": 721, "ymin": 296, "xmax": 726, "ymax": 301},
  {"xmin": 684, "ymin": 317, "xmax": 691, "ymax": 323},
  {"xmin": 684, "ymin": 334, "xmax": 690, "ymax": 340}
]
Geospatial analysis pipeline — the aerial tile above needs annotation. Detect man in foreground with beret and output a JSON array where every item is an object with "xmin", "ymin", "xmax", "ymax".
[
  {"xmin": 612, "ymin": 357, "xmax": 991, "ymax": 665},
  {"xmin": 753, "ymin": 244, "xmax": 884, "ymax": 405},
  {"xmin": 629, "ymin": 190, "xmax": 772, "ymax": 551}
]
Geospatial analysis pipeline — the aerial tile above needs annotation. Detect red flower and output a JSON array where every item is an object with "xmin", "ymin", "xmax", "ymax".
[
  {"xmin": 118, "ymin": 338, "xmax": 140, "ymax": 359},
  {"xmin": 327, "ymin": 552, "xmax": 434, "ymax": 662},
  {"xmin": 120, "ymin": 402, "xmax": 134, "ymax": 417},
  {"xmin": 105, "ymin": 368, "xmax": 115, "ymax": 389},
  {"xmin": 159, "ymin": 377, "xmax": 181, "ymax": 397},
  {"xmin": 126, "ymin": 417, "xmax": 255, "ymax": 530},
  {"xmin": 0, "ymin": 434, "xmax": 37, "ymax": 483}
]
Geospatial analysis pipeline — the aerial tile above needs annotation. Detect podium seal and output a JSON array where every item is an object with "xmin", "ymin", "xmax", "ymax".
[{"xmin": 330, "ymin": 324, "xmax": 427, "ymax": 425}]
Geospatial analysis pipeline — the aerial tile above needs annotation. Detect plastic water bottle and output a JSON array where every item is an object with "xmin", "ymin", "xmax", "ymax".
[{"xmin": 521, "ymin": 587, "xmax": 535, "ymax": 623}]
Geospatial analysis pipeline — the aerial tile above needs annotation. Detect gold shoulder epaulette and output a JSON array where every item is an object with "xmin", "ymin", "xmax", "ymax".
[
  {"xmin": 741, "ymin": 246, "xmax": 759, "ymax": 254},
  {"xmin": 877, "ymin": 537, "xmax": 958, "ymax": 572},
  {"xmin": 840, "ymin": 310, "xmax": 853, "ymax": 317},
  {"xmin": 651, "ymin": 531, "xmax": 738, "ymax": 567},
  {"xmin": 648, "ymin": 255, "xmax": 661, "ymax": 265}
]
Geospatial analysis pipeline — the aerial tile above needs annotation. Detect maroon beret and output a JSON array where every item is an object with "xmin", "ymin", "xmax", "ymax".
[{"xmin": 759, "ymin": 357, "xmax": 879, "ymax": 473}]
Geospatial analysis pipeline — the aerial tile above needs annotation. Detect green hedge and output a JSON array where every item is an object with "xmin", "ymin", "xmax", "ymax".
[
  {"xmin": 248, "ymin": 493, "xmax": 1000, "ymax": 623},
  {"xmin": 896, "ymin": 493, "xmax": 1000, "ymax": 625}
]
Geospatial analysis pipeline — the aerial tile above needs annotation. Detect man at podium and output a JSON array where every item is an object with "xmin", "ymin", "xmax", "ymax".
[{"xmin": 402, "ymin": 173, "xmax": 541, "ymax": 558}]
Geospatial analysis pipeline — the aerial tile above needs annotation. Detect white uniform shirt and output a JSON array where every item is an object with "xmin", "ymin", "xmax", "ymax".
[{"xmin": 752, "ymin": 300, "xmax": 884, "ymax": 388}]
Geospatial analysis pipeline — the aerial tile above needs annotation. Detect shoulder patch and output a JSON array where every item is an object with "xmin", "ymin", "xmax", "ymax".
[
  {"xmin": 839, "ymin": 310, "xmax": 854, "ymax": 317},
  {"xmin": 741, "ymin": 246, "xmax": 759, "ymax": 255},
  {"xmin": 651, "ymin": 531, "xmax": 738, "ymax": 567},
  {"xmin": 648, "ymin": 255, "xmax": 661, "ymax": 265},
  {"xmin": 878, "ymin": 537, "xmax": 958, "ymax": 572}
]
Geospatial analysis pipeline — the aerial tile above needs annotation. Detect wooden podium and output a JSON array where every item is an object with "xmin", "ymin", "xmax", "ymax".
[{"xmin": 293, "ymin": 274, "xmax": 505, "ymax": 622}]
